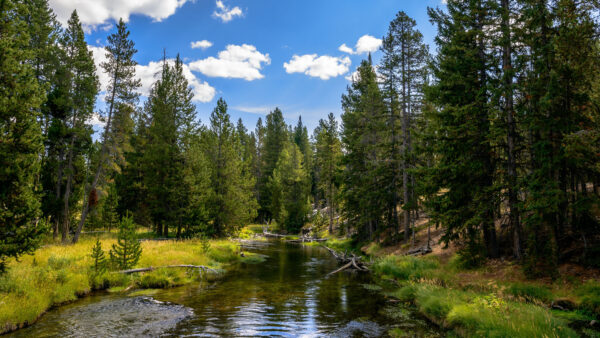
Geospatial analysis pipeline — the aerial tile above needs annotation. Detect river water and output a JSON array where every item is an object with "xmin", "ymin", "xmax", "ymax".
[{"xmin": 10, "ymin": 240, "xmax": 440, "ymax": 337}]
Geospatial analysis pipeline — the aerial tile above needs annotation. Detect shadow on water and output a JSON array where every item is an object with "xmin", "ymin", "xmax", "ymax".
[{"xmin": 10, "ymin": 241, "xmax": 441, "ymax": 337}]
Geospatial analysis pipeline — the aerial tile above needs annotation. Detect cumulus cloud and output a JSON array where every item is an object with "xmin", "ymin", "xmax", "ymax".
[
  {"xmin": 338, "ymin": 43, "xmax": 354, "ymax": 54},
  {"xmin": 90, "ymin": 45, "xmax": 215, "ymax": 103},
  {"xmin": 49, "ymin": 0, "xmax": 189, "ymax": 29},
  {"xmin": 284, "ymin": 54, "xmax": 351, "ymax": 80},
  {"xmin": 188, "ymin": 44, "xmax": 270, "ymax": 81},
  {"xmin": 136, "ymin": 60, "xmax": 216, "ymax": 102},
  {"xmin": 339, "ymin": 34, "xmax": 383, "ymax": 55},
  {"xmin": 213, "ymin": 0, "xmax": 243, "ymax": 22},
  {"xmin": 87, "ymin": 112, "xmax": 105, "ymax": 127},
  {"xmin": 190, "ymin": 40, "xmax": 213, "ymax": 50}
]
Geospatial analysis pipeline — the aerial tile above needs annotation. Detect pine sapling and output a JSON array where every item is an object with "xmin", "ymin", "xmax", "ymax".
[
  {"xmin": 109, "ymin": 215, "xmax": 142, "ymax": 270},
  {"xmin": 90, "ymin": 239, "xmax": 107, "ymax": 274}
]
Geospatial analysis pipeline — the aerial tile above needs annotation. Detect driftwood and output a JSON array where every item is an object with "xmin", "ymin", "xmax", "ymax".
[
  {"xmin": 286, "ymin": 234, "xmax": 328, "ymax": 243},
  {"xmin": 117, "ymin": 265, "xmax": 217, "ymax": 274},
  {"xmin": 324, "ymin": 246, "xmax": 369, "ymax": 275},
  {"xmin": 138, "ymin": 238, "xmax": 175, "ymax": 242},
  {"xmin": 262, "ymin": 232, "xmax": 287, "ymax": 238},
  {"xmin": 406, "ymin": 246, "xmax": 432, "ymax": 256}
]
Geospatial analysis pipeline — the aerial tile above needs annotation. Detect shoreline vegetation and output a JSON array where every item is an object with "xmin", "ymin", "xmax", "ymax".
[
  {"xmin": 305, "ymin": 235, "xmax": 600, "ymax": 337},
  {"xmin": 0, "ymin": 230, "xmax": 264, "ymax": 335}
]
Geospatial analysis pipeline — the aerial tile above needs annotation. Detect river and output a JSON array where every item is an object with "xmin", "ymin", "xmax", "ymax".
[{"xmin": 9, "ymin": 240, "xmax": 440, "ymax": 337}]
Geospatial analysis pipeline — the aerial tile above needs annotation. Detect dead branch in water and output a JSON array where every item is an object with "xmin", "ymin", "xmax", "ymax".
[
  {"xmin": 117, "ymin": 265, "xmax": 218, "ymax": 274},
  {"xmin": 324, "ymin": 246, "xmax": 369, "ymax": 274}
]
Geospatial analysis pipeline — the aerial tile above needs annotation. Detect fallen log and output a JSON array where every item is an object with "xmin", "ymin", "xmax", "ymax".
[
  {"xmin": 328, "ymin": 261, "xmax": 353, "ymax": 275},
  {"xmin": 262, "ymin": 232, "xmax": 287, "ymax": 238},
  {"xmin": 117, "ymin": 265, "xmax": 218, "ymax": 274},
  {"xmin": 324, "ymin": 246, "xmax": 369, "ymax": 274},
  {"xmin": 406, "ymin": 246, "xmax": 432, "ymax": 256}
]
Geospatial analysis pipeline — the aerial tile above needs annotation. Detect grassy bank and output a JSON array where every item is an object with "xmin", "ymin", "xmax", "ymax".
[
  {"xmin": 307, "ymin": 237, "xmax": 599, "ymax": 337},
  {"xmin": 373, "ymin": 254, "xmax": 600, "ymax": 337},
  {"xmin": 0, "ymin": 234, "xmax": 258, "ymax": 334}
]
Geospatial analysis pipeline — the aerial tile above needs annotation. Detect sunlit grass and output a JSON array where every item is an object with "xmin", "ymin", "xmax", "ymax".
[
  {"xmin": 0, "ymin": 235, "xmax": 244, "ymax": 334},
  {"xmin": 374, "ymin": 253, "xmax": 592, "ymax": 337}
]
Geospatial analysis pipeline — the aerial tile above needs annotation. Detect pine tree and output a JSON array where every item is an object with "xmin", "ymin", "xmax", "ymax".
[
  {"xmin": 259, "ymin": 108, "xmax": 288, "ymax": 222},
  {"xmin": 340, "ymin": 59, "xmax": 386, "ymax": 240},
  {"xmin": 314, "ymin": 113, "xmax": 342, "ymax": 234},
  {"xmin": 381, "ymin": 11, "xmax": 429, "ymax": 243},
  {"xmin": 73, "ymin": 19, "xmax": 141, "ymax": 243},
  {"xmin": 143, "ymin": 56, "xmax": 185, "ymax": 237},
  {"xmin": 206, "ymin": 98, "xmax": 257, "ymax": 235},
  {"xmin": 0, "ymin": 0, "xmax": 45, "ymax": 272},
  {"xmin": 90, "ymin": 239, "xmax": 107, "ymax": 274},
  {"xmin": 109, "ymin": 214, "xmax": 141, "ymax": 270},
  {"xmin": 426, "ymin": 0, "xmax": 499, "ymax": 263},
  {"xmin": 59, "ymin": 10, "xmax": 99, "ymax": 243},
  {"xmin": 268, "ymin": 142, "xmax": 311, "ymax": 233}
]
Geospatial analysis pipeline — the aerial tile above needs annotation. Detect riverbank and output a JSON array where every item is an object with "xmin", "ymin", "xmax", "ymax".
[
  {"xmin": 0, "ymin": 233, "xmax": 260, "ymax": 334},
  {"xmin": 310, "ymin": 233, "xmax": 600, "ymax": 337}
]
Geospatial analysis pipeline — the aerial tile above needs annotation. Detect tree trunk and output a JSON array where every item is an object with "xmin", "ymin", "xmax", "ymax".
[
  {"xmin": 72, "ymin": 59, "xmax": 121, "ymax": 243},
  {"xmin": 501, "ymin": 0, "xmax": 523, "ymax": 260}
]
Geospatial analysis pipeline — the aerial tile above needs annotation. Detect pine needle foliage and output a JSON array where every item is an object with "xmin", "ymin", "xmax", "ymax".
[{"xmin": 109, "ymin": 215, "xmax": 141, "ymax": 270}]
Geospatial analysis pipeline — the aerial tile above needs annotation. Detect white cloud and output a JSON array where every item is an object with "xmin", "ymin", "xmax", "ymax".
[
  {"xmin": 188, "ymin": 44, "xmax": 270, "ymax": 81},
  {"xmin": 339, "ymin": 34, "xmax": 383, "ymax": 55},
  {"xmin": 49, "ymin": 0, "xmax": 189, "ymax": 30},
  {"xmin": 87, "ymin": 112, "xmax": 105, "ymax": 127},
  {"xmin": 137, "ymin": 60, "xmax": 216, "ymax": 103},
  {"xmin": 191, "ymin": 40, "xmax": 213, "ymax": 50},
  {"xmin": 213, "ymin": 0, "xmax": 243, "ymax": 22},
  {"xmin": 89, "ymin": 46, "xmax": 110, "ymax": 92},
  {"xmin": 338, "ymin": 43, "xmax": 354, "ymax": 54},
  {"xmin": 232, "ymin": 106, "xmax": 273, "ymax": 114},
  {"xmin": 90, "ymin": 45, "xmax": 215, "ymax": 103},
  {"xmin": 284, "ymin": 54, "xmax": 351, "ymax": 80},
  {"xmin": 355, "ymin": 35, "xmax": 382, "ymax": 54}
]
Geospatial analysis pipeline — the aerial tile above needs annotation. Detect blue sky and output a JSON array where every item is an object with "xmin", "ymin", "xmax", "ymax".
[{"xmin": 49, "ymin": 0, "xmax": 445, "ymax": 133}]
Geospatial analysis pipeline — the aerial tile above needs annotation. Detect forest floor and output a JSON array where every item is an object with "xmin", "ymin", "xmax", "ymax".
[
  {"xmin": 310, "ymin": 221, "xmax": 600, "ymax": 337},
  {"xmin": 0, "ymin": 231, "xmax": 262, "ymax": 335}
]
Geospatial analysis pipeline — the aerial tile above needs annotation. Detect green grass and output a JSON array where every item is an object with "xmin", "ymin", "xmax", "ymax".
[
  {"xmin": 0, "ymin": 236, "xmax": 246, "ymax": 334},
  {"xmin": 576, "ymin": 280, "xmax": 600, "ymax": 317},
  {"xmin": 390, "ymin": 283, "xmax": 578, "ymax": 337},
  {"xmin": 373, "ymin": 253, "xmax": 591, "ymax": 337},
  {"xmin": 373, "ymin": 255, "xmax": 439, "ymax": 280},
  {"xmin": 505, "ymin": 282, "xmax": 554, "ymax": 304}
]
